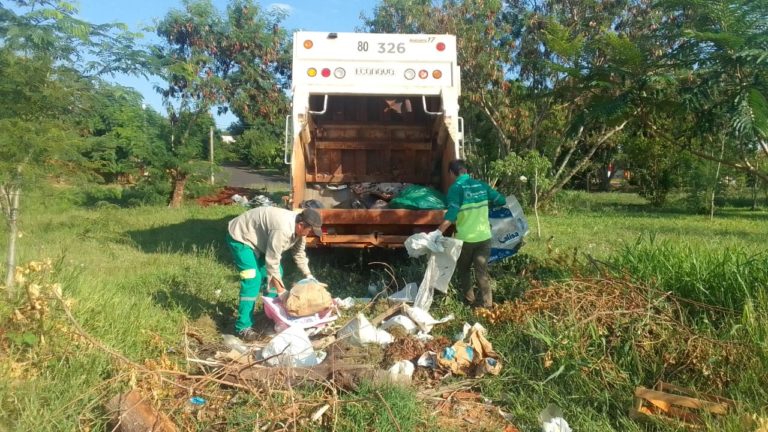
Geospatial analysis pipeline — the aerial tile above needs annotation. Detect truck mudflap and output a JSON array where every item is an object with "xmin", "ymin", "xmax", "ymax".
[{"xmin": 305, "ymin": 209, "xmax": 445, "ymax": 248}]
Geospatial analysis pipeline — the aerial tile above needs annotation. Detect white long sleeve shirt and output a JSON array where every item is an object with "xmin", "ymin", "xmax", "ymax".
[{"xmin": 227, "ymin": 207, "xmax": 311, "ymax": 279}]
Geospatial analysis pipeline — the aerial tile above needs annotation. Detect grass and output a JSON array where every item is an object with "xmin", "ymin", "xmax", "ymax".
[{"xmin": 1, "ymin": 185, "xmax": 767, "ymax": 431}]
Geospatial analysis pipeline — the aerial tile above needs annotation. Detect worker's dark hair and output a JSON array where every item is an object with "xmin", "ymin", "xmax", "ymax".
[{"xmin": 448, "ymin": 159, "xmax": 468, "ymax": 176}]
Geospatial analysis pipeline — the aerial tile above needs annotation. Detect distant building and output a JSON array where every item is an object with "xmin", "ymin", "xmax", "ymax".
[{"xmin": 221, "ymin": 135, "xmax": 236, "ymax": 144}]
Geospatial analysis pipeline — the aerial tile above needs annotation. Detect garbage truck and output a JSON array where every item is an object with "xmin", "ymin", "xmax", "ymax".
[{"xmin": 286, "ymin": 31, "xmax": 464, "ymax": 248}]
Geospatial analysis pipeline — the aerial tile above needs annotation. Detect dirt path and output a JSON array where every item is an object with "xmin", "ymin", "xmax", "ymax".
[{"xmin": 220, "ymin": 163, "xmax": 289, "ymax": 192}]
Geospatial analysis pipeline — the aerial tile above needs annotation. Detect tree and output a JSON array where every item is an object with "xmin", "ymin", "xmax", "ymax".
[
  {"xmin": 153, "ymin": 0, "xmax": 291, "ymax": 207},
  {"xmin": 649, "ymin": 0, "xmax": 768, "ymax": 185},
  {"xmin": 0, "ymin": 0, "xmax": 146, "ymax": 293}
]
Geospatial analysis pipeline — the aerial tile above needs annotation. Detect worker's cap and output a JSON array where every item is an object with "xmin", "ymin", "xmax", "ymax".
[{"xmin": 299, "ymin": 208, "xmax": 323, "ymax": 237}]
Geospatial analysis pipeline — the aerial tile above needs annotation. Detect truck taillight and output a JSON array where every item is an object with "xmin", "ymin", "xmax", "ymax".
[
  {"xmin": 321, "ymin": 68, "xmax": 331, "ymax": 77},
  {"xmin": 418, "ymin": 69, "xmax": 428, "ymax": 79},
  {"xmin": 404, "ymin": 69, "xmax": 416, "ymax": 80},
  {"xmin": 333, "ymin": 68, "xmax": 346, "ymax": 78},
  {"xmin": 307, "ymin": 68, "xmax": 317, "ymax": 77},
  {"xmin": 432, "ymin": 70, "xmax": 442, "ymax": 79},
  {"xmin": 436, "ymin": 42, "xmax": 445, "ymax": 51},
  {"xmin": 303, "ymin": 40, "xmax": 313, "ymax": 49}
]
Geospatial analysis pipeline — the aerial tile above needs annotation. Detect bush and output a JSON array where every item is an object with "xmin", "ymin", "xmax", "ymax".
[{"xmin": 490, "ymin": 151, "xmax": 553, "ymax": 209}]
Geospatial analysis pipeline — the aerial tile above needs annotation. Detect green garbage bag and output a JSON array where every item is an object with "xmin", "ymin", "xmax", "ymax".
[{"xmin": 388, "ymin": 185, "xmax": 447, "ymax": 210}]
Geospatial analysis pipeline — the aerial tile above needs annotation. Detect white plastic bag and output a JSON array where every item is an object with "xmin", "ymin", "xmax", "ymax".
[
  {"xmin": 403, "ymin": 305, "xmax": 454, "ymax": 333},
  {"xmin": 337, "ymin": 313, "xmax": 394, "ymax": 346},
  {"xmin": 388, "ymin": 360, "xmax": 415, "ymax": 382},
  {"xmin": 489, "ymin": 195, "xmax": 529, "ymax": 263},
  {"xmin": 405, "ymin": 233, "xmax": 463, "ymax": 310},
  {"xmin": 539, "ymin": 404, "xmax": 572, "ymax": 432},
  {"xmin": 388, "ymin": 283, "xmax": 419, "ymax": 303},
  {"xmin": 261, "ymin": 326, "xmax": 320, "ymax": 367}
]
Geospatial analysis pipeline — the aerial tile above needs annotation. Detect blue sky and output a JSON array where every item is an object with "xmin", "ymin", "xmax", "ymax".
[{"xmin": 74, "ymin": 0, "xmax": 378, "ymax": 128}]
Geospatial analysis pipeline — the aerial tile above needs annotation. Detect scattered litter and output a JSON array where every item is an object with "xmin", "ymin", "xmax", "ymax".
[
  {"xmin": 249, "ymin": 194, "xmax": 274, "ymax": 207},
  {"xmin": 337, "ymin": 313, "xmax": 394, "ymax": 346},
  {"xmin": 417, "ymin": 351, "xmax": 437, "ymax": 368},
  {"xmin": 405, "ymin": 233, "xmax": 463, "ymax": 310},
  {"xmin": 379, "ymin": 315, "xmax": 418, "ymax": 335},
  {"xmin": 388, "ymin": 282, "xmax": 419, "ymax": 303},
  {"xmin": 438, "ymin": 342, "xmax": 474, "ymax": 375},
  {"xmin": 388, "ymin": 360, "xmax": 415, "ymax": 382},
  {"xmin": 415, "ymin": 331, "xmax": 434, "ymax": 342},
  {"xmin": 311, "ymin": 404, "xmax": 331, "ymax": 422},
  {"xmin": 539, "ymin": 404, "xmax": 571, "ymax": 432},
  {"xmin": 188, "ymin": 396, "xmax": 206, "ymax": 407},
  {"xmin": 437, "ymin": 322, "xmax": 500, "ymax": 376},
  {"xmin": 262, "ymin": 296, "xmax": 337, "ymax": 332},
  {"xmin": 261, "ymin": 325, "xmax": 322, "ymax": 367},
  {"xmin": 630, "ymin": 381, "xmax": 734, "ymax": 426},
  {"xmin": 403, "ymin": 305, "xmax": 454, "ymax": 333},
  {"xmin": 231, "ymin": 194, "xmax": 250, "ymax": 207},
  {"xmin": 221, "ymin": 334, "xmax": 251, "ymax": 354},
  {"xmin": 335, "ymin": 297, "xmax": 356, "ymax": 310}
]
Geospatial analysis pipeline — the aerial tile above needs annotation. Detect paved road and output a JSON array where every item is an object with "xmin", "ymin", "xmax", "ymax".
[{"xmin": 220, "ymin": 163, "xmax": 289, "ymax": 192}]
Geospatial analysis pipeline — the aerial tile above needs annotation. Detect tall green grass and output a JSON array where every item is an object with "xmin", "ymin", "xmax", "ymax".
[{"xmin": 1, "ymin": 187, "xmax": 767, "ymax": 431}]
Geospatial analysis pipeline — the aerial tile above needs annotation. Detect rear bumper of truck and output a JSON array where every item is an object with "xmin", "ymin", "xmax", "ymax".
[{"xmin": 304, "ymin": 209, "xmax": 445, "ymax": 248}]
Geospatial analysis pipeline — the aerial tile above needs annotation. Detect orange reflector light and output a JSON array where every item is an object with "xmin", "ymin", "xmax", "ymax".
[
  {"xmin": 321, "ymin": 68, "xmax": 331, "ymax": 77},
  {"xmin": 436, "ymin": 42, "xmax": 446, "ymax": 51},
  {"xmin": 303, "ymin": 40, "xmax": 313, "ymax": 49},
  {"xmin": 418, "ymin": 69, "xmax": 428, "ymax": 79},
  {"xmin": 307, "ymin": 68, "xmax": 317, "ymax": 77},
  {"xmin": 432, "ymin": 70, "xmax": 442, "ymax": 79}
]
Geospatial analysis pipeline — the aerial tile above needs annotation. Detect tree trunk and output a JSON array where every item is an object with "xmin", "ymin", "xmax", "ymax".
[
  {"xmin": 543, "ymin": 121, "xmax": 629, "ymax": 202},
  {"xmin": 710, "ymin": 137, "xmax": 725, "ymax": 220},
  {"xmin": 4, "ymin": 186, "xmax": 20, "ymax": 295},
  {"xmin": 168, "ymin": 173, "xmax": 188, "ymax": 209}
]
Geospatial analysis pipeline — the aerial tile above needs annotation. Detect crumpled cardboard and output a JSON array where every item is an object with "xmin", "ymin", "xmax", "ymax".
[{"xmin": 437, "ymin": 323, "xmax": 501, "ymax": 376}]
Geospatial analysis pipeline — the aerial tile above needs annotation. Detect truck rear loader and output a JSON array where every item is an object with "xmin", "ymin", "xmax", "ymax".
[{"xmin": 287, "ymin": 32, "xmax": 464, "ymax": 248}]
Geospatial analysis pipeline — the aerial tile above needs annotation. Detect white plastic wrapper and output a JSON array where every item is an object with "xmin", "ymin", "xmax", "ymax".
[
  {"xmin": 403, "ymin": 305, "xmax": 454, "ymax": 333},
  {"xmin": 405, "ymin": 233, "xmax": 464, "ymax": 310},
  {"xmin": 489, "ymin": 195, "xmax": 529, "ymax": 263},
  {"xmin": 261, "ymin": 326, "xmax": 321, "ymax": 367},
  {"xmin": 388, "ymin": 283, "xmax": 419, "ymax": 303},
  {"xmin": 388, "ymin": 360, "xmax": 415, "ymax": 382},
  {"xmin": 337, "ymin": 313, "xmax": 394, "ymax": 346},
  {"xmin": 539, "ymin": 404, "xmax": 572, "ymax": 432}
]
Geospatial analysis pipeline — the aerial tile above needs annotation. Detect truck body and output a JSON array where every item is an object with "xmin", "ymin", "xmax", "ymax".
[{"xmin": 287, "ymin": 31, "xmax": 463, "ymax": 247}]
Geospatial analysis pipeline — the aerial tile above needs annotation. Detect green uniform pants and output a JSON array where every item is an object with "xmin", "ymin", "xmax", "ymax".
[{"xmin": 226, "ymin": 234, "xmax": 282, "ymax": 332}]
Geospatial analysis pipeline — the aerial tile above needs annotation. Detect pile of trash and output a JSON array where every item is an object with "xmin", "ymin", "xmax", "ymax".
[
  {"xmin": 230, "ymin": 193, "xmax": 275, "ymax": 208},
  {"xmin": 299, "ymin": 182, "xmax": 447, "ymax": 210},
  {"xmin": 208, "ymin": 231, "xmax": 502, "ymax": 385},
  {"xmin": 196, "ymin": 187, "xmax": 276, "ymax": 208}
]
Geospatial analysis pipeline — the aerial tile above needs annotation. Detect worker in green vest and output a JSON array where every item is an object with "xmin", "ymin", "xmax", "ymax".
[{"xmin": 432, "ymin": 159, "xmax": 506, "ymax": 308}]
